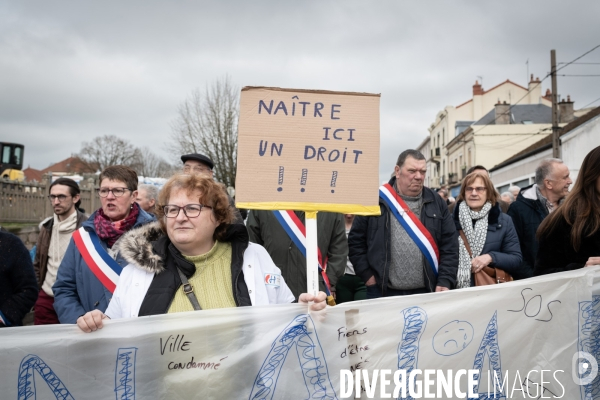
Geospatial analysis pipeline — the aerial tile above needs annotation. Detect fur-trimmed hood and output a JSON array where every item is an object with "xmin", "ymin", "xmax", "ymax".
[{"xmin": 118, "ymin": 221, "xmax": 166, "ymax": 274}]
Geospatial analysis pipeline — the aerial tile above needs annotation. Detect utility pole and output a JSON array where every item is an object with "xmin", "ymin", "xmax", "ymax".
[{"xmin": 551, "ymin": 49, "xmax": 560, "ymax": 158}]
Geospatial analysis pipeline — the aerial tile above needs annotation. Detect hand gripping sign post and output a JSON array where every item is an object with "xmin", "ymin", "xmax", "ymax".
[{"xmin": 235, "ymin": 87, "xmax": 381, "ymax": 300}]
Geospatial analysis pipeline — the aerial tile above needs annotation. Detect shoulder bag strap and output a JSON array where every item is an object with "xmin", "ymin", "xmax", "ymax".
[
  {"xmin": 458, "ymin": 230, "xmax": 473, "ymax": 258},
  {"xmin": 460, "ymin": 229, "xmax": 497, "ymax": 280},
  {"xmin": 176, "ymin": 267, "xmax": 202, "ymax": 311}
]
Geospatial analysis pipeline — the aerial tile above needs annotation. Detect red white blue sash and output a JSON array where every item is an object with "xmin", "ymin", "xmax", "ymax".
[
  {"xmin": 272, "ymin": 210, "xmax": 333, "ymax": 295},
  {"xmin": 72, "ymin": 227, "xmax": 122, "ymax": 293},
  {"xmin": 379, "ymin": 184, "xmax": 440, "ymax": 276}
]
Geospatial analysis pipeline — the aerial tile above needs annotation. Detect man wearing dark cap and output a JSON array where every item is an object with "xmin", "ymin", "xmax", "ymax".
[
  {"xmin": 181, "ymin": 153, "xmax": 245, "ymax": 222},
  {"xmin": 181, "ymin": 153, "xmax": 214, "ymax": 177}
]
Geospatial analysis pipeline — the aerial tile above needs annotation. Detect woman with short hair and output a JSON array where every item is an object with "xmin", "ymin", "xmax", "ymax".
[
  {"xmin": 53, "ymin": 165, "xmax": 155, "ymax": 324},
  {"xmin": 535, "ymin": 146, "xmax": 600, "ymax": 275},
  {"xmin": 77, "ymin": 173, "xmax": 325, "ymax": 332},
  {"xmin": 454, "ymin": 172, "xmax": 522, "ymax": 288}
]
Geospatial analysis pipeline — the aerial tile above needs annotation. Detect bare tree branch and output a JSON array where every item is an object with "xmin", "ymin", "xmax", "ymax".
[
  {"xmin": 168, "ymin": 77, "xmax": 239, "ymax": 188},
  {"xmin": 133, "ymin": 147, "xmax": 178, "ymax": 178},
  {"xmin": 78, "ymin": 135, "xmax": 176, "ymax": 178},
  {"xmin": 78, "ymin": 135, "xmax": 142, "ymax": 172}
]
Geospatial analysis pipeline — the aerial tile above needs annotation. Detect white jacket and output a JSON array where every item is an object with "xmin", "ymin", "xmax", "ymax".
[{"xmin": 106, "ymin": 242, "xmax": 295, "ymax": 319}]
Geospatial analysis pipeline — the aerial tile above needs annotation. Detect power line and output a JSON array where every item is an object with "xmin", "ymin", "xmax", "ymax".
[
  {"xmin": 468, "ymin": 44, "xmax": 600, "ymax": 136},
  {"xmin": 474, "ymin": 132, "xmax": 550, "ymax": 136},
  {"xmin": 581, "ymin": 97, "xmax": 600, "ymax": 108},
  {"xmin": 557, "ymin": 74, "xmax": 600, "ymax": 77},
  {"xmin": 475, "ymin": 134, "xmax": 544, "ymax": 150},
  {"xmin": 555, "ymin": 44, "xmax": 600, "ymax": 72},
  {"xmin": 558, "ymin": 62, "xmax": 600, "ymax": 65}
]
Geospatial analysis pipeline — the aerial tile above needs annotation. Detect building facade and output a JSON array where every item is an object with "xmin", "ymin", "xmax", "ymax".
[
  {"xmin": 427, "ymin": 75, "xmax": 552, "ymax": 195},
  {"xmin": 489, "ymin": 106, "xmax": 600, "ymax": 191},
  {"xmin": 415, "ymin": 136, "xmax": 432, "ymax": 188}
]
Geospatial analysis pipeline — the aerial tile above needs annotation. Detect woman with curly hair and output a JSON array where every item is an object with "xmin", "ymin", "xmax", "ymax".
[{"xmin": 77, "ymin": 174, "xmax": 325, "ymax": 332}]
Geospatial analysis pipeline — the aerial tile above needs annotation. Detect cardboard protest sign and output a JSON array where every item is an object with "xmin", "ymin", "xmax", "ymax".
[
  {"xmin": 1, "ymin": 268, "xmax": 598, "ymax": 399},
  {"xmin": 236, "ymin": 87, "xmax": 380, "ymax": 215}
]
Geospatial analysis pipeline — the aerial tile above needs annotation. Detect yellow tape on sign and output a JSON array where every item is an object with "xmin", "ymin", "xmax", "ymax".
[
  {"xmin": 305, "ymin": 211, "xmax": 317, "ymax": 219},
  {"xmin": 236, "ymin": 202, "xmax": 381, "ymax": 216}
]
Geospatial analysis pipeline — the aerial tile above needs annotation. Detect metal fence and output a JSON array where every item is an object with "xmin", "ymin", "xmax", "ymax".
[{"xmin": 0, "ymin": 176, "xmax": 99, "ymax": 223}]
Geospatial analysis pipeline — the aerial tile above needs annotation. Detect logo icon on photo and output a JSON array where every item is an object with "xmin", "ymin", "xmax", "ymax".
[{"xmin": 572, "ymin": 351, "xmax": 598, "ymax": 386}]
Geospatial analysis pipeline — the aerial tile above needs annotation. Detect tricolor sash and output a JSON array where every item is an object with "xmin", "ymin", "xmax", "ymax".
[
  {"xmin": 379, "ymin": 184, "xmax": 440, "ymax": 276},
  {"xmin": 72, "ymin": 227, "xmax": 123, "ymax": 293},
  {"xmin": 272, "ymin": 210, "xmax": 333, "ymax": 296}
]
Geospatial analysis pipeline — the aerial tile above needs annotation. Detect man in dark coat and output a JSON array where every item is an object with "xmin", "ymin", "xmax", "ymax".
[
  {"xmin": 349, "ymin": 149, "xmax": 458, "ymax": 298},
  {"xmin": 0, "ymin": 231, "xmax": 38, "ymax": 327},
  {"xmin": 507, "ymin": 158, "xmax": 571, "ymax": 279},
  {"xmin": 247, "ymin": 210, "xmax": 347, "ymax": 300}
]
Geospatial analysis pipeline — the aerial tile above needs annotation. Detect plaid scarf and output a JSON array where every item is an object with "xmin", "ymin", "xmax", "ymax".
[{"xmin": 94, "ymin": 202, "xmax": 140, "ymax": 248}]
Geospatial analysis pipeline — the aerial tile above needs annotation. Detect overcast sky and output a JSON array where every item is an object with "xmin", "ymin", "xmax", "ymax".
[{"xmin": 1, "ymin": 1, "xmax": 599, "ymax": 183}]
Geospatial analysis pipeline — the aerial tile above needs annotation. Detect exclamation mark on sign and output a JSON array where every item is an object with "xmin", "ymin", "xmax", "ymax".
[
  {"xmin": 277, "ymin": 166, "xmax": 284, "ymax": 192},
  {"xmin": 300, "ymin": 168, "xmax": 308, "ymax": 192},
  {"xmin": 330, "ymin": 171, "xmax": 338, "ymax": 193}
]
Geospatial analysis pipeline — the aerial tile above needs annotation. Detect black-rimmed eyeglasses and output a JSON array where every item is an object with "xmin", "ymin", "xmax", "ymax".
[
  {"xmin": 96, "ymin": 187, "xmax": 132, "ymax": 197},
  {"xmin": 162, "ymin": 204, "xmax": 213, "ymax": 218}
]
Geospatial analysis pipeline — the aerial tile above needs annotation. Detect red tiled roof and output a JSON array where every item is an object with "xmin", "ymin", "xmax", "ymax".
[
  {"xmin": 41, "ymin": 157, "xmax": 97, "ymax": 174},
  {"xmin": 23, "ymin": 167, "xmax": 43, "ymax": 182}
]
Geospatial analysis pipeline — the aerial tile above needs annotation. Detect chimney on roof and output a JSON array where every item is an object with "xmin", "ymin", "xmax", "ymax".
[
  {"xmin": 495, "ymin": 101, "xmax": 511, "ymax": 125},
  {"xmin": 558, "ymin": 95, "xmax": 574, "ymax": 124},
  {"xmin": 473, "ymin": 80, "xmax": 483, "ymax": 96},
  {"xmin": 528, "ymin": 74, "xmax": 542, "ymax": 104},
  {"xmin": 543, "ymin": 89, "xmax": 552, "ymax": 102}
]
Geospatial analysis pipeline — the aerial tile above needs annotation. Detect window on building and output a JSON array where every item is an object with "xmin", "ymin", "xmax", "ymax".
[
  {"xmin": 497, "ymin": 184, "xmax": 509, "ymax": 193},
  {"xmin": 513, "ymin": 178, "xmax": 530, "ymax": 188},
  {"xmin": 442, "ymin": 129, "xmax": 445, "ymax": 145}
]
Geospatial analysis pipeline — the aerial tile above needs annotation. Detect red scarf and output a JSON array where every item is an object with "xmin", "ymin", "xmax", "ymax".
[{"xmin": 94, "ymin": 202, "xmax": 140, "ymax": 248}]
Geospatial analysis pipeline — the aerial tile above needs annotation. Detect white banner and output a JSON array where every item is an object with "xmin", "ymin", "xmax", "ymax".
[{"xmin": 1, "ymin": 268, "xmax": 599, "ymax": 399}]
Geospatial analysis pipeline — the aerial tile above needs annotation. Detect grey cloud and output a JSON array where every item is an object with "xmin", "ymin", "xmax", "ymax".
[{"xmin": 0, "ymin": 0, "xmax": 598, "ymax": 184}]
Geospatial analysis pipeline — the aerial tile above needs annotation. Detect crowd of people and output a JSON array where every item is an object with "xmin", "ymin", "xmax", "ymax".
[{"xmin": 1, "ymin": 145, "xmax": 599, "ymax": 331}]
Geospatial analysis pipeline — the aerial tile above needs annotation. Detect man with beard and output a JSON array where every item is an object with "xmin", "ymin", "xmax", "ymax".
[{"xmin": 33, "ymin": 178, "xmax": 87, "ymax": 324}]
